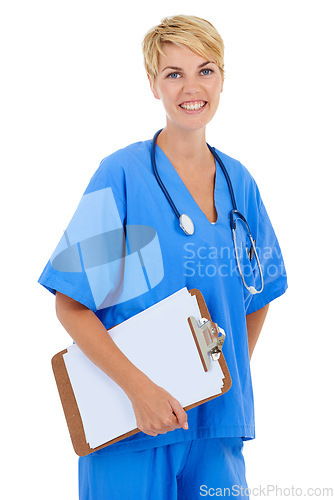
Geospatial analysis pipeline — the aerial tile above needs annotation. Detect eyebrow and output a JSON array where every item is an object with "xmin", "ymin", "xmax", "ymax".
[{"xmin": 161, "ymin": 61, "xmax": 214, "ymax": 72}]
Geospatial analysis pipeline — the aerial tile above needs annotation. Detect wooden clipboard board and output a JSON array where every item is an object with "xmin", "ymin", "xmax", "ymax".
[{"xmin": 51, "ymin": 289, "xmax": 232, "ymax": 456}]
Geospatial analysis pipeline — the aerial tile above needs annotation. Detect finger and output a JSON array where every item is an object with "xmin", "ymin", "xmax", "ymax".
[
  {"xmin": 138, "ymin": 425, "xmax": 159, "ymax": 436},
  {"xmin": 170, "ymin": 400, "xmax": 188, "ymax": 430},
  {"xmin": 171, "ymin": 412, "xmax": 182, "ymax": 428},
  {"xmin": 143, "ymin": 430, "xmax": 158, "ymax": 436}
]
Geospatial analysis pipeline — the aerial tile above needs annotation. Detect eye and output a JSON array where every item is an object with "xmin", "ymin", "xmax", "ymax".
[
  {"xmin": 167, "ymin": 72, "xmax": 180, "ymax": 79},
  {"xmin": 201, "ymin": 68, "xmax": 213, "ymax": 76}
]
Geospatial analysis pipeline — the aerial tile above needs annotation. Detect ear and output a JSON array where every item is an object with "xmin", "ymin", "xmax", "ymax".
[{"xmin": 147, "ymin": 74, "xmax": 160, "ymax": 100}]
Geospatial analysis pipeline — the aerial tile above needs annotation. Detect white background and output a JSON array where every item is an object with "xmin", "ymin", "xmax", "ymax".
[{"xmin": 1, "ymin": 0, "xmax": 333, "ymax": 498}]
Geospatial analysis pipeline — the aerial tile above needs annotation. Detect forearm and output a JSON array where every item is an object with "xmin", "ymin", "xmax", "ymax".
[
  {"xmin": 246, "ymin": 303, "xmax": 269, "ymax": 360},
  {"xmin": 55, "ymin": 291, "xmax": 188, "ymax": 435},
  {"xmin": 55, "ymin": 291, "xmax": 150, "ymax": 400}
]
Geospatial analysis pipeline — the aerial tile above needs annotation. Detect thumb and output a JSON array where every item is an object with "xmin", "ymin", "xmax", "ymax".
[{"xmin": 170, "ymin": 398, "xmax": 188, "ymax": 430}]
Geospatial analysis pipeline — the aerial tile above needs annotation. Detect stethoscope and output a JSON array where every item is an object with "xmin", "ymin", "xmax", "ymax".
[{"xmin": 151, "ymin": 128, "xmax": 264, "ymax": 295}]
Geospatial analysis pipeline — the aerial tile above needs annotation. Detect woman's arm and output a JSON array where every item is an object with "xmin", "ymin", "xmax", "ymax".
[
  {"xmin": 55, "ymin": 291, "xmax": 188, "ymax": 436},
  {"xmin": 246, "ymin": 303, "xmax": 270, "ymax": 360}
]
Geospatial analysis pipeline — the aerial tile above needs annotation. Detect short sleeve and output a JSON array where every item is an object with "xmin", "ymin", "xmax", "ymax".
[
  {"xmin": 244, "ymin": 200, "xmax": 288, "ymax": 314},
  {"xmin": 37, "ymin": 163, "xmax": 127, "ymax": 313}
]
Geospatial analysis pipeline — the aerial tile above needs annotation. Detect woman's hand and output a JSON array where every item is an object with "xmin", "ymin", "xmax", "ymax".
[
  {"xmin": 55, "ymin": 292, "xmax": 188, "ymax": 437},
  {"xmin": 129, "ymin": 378, "xmax": 188, "ymax": 436}
]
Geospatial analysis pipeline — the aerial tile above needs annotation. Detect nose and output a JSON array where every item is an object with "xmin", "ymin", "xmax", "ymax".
[{"xmin": 182, "ymin": 75, "xmax": 201, "ymax": 96}]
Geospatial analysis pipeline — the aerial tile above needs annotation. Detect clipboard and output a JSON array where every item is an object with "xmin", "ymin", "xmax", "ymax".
[{"xmin": 51, "ymin": 289, "xmax": 232, "ymax": 456}]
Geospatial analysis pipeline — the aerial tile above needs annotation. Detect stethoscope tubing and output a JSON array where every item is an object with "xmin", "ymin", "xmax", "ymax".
[
  {"xmin": 151, "ymin": 129, "xmax": 181, "ymax": 220},
  {"xmin": 151, "ymin": 128, "xmax": 264, "ymax": 294}
]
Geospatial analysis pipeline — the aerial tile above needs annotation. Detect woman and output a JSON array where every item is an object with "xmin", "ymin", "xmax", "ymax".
[{"xmin": 38, "ymin": 15, "xmax": 287, "ymax": 499}]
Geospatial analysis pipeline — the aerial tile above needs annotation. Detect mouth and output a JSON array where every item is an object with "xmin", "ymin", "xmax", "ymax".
[{"xmin": 179, "ymin": 100, "xmax": 207, "ymax": 113}]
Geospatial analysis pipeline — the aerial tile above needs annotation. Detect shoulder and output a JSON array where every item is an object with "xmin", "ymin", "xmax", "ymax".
[
  {"xmin": 213, "ymin": 147, "xmax": 263, "ymax": 212},
  {"xmin": 100, "ymin": 140, "xmax": 151, "ymax": 174},
  {"xmin": 213, "ymin": 148, "xmax": 254, "ymax": 183},
  {"xmin": 84, "ymin": 140, "xmax": 152, "ymax": 198}
]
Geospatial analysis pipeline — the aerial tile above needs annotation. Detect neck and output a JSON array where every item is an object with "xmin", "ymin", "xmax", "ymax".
[{"xmin": 155, "ymin": 124, "xmax": 212, "ymax": 169}]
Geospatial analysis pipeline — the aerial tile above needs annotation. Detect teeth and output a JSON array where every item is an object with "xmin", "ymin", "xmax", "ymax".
[{"xmin": 180, "ymin": 101, "xmax": 206, "ymax": 110}]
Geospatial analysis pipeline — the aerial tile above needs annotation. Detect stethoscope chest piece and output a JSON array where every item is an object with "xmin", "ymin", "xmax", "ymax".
[
  {"xmin": 151, "ymin": 128, "xmax": 264, "ymax": 294},
  {"xmin": 179, "ymin": 214, "xmax": 194, "ymax": 235}
]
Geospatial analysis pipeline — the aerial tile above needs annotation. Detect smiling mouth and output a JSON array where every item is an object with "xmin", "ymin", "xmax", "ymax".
[{"xmin": 179, "ymin": 100, "xmax": 207, "ymax": 111}]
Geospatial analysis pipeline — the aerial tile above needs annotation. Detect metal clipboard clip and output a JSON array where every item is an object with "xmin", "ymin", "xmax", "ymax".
[{"xmin": 188, "ymin": 316, "xmax": 226, "ymax": 372}]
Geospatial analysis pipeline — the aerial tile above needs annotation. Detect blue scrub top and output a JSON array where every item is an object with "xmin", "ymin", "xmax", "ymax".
[{"xmin": 38, "ymin": 138, "xmax": 288, "ymax": 452}]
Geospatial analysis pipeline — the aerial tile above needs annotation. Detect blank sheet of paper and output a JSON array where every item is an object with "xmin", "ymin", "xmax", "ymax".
[{"xmin": 63, "ymin": 288, "xmax": 224, "ymax": 449}]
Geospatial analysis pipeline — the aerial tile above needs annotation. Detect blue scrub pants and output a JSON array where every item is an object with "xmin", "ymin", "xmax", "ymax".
[{"xmin": 79, "ymin": 437, "xmax": 249, "ymax": 499}]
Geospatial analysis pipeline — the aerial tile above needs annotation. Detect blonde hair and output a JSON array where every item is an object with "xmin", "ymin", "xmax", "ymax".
[{"xmin": 142, "ymin": 15, "xmax": 225, "ymax": 82}]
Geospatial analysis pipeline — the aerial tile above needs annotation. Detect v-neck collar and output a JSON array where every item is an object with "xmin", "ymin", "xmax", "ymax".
[{"xmin": 154, "ymin": 142, "xmax": 221, "ymax": 227}]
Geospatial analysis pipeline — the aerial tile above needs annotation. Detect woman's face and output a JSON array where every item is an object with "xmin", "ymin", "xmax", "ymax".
[{"xmin": 149, "ymin": 43, "xmax": 223, "ymax": 133}]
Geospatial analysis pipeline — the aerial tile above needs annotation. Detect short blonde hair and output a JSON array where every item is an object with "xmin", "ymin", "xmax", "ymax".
[{"xmin": 142, "ymin": 15, "xmax": 225, "ymax": 82}]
